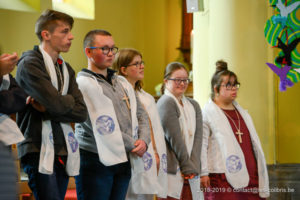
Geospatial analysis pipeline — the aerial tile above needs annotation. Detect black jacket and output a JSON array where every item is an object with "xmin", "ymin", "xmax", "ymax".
[
  {"xmin": 16, "ymin": 46, "xmax": 87, "ymax": 158},
  {"xmin": 0, "ymin": 74, "xmax": 27, "ymax": 114}
]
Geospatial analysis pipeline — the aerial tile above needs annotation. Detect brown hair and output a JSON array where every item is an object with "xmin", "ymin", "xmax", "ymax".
[
  {"xmin": 35, "ymin": 9, "xmax": 74, "ymax": 42},
  {"xmin": 211, "ymin": 60, "xmax": 239, "ymax": 99},
  {"xmin": 83, "ymin": 29, "xmax": 112, "ymax": 49},
  {"xmin": 161, "ymin": 62, "xmax": 188, "ymax": 95},
  {"xmin": 112, "ymin": 48, "xmax": 143, "ymax": 91}
]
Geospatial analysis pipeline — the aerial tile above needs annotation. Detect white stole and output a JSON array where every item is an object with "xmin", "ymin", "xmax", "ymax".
[
  {"xmin": 38, "ymin": 45, "xmax": 79, "ymax": 176},
  {"xmin": 204, "ymin": 100, "xmax": 269, "ymax": 198},
  {"xmin": 234, "ymin": 102, "xmax": 270, "ymax": 198},
  {"xmin": 117, "ymin": 76, "xmax": 146, "ymax": 178},
  {"xmin": 76, "ymin": 74, "xmax": 127, "ymax": 166},
  {"xmin": 127, "ymin": 89, "xmax": 168, "ymax": 198},
  {"xmin": 0, "ymin": 74, "xmax": 25, "ymax": 145},
  {"xmin": 164, "ymin": 89, "xmax": 202, "ymax": 200}
]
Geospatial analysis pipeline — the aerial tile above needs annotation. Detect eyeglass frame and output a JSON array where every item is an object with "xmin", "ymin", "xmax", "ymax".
[
  {"xmin": 88, "ymin": 46, "xmax": 119, "ymax": 55},
  {"xmin": 221, "ymin": 82, "xmax": 240, "ymax": 90},
  {"xmin": 167, "ymin": 78, "xmax": 191, "ymax": 85},
  {"xmin": 125, "ymin": 61, "xmax": 145, "ymax": 68}
]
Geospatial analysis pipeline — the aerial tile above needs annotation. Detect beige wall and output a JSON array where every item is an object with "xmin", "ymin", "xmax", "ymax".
[
  {"xmin": 267, "ymin": 3, "xmax": 300, "ymax": 164},
  {"xmin": 0, "ymin": 0, "xmax": 182, "ymax": 95},
  {"xmin": 277, "ymin": 79, "xmax": 300, "ymax": 163}
]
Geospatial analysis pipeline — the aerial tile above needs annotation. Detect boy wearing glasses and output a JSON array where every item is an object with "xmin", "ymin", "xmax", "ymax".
[
  {"xmin": 16, "ymin": 9, "xmax": 87, "ymax": 200},
  {"xmin": 75, "ymin": 29, "xmax": 150, "ymax": 200}
]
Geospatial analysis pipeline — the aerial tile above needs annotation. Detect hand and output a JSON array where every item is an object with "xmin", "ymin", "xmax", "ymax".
[
  {"xmin": 0, "ymin": 53, "xmax": 18, "ymax": 76},
  {"xmin": 26, "ymin": 96, "xmax": 46, "ymax": 112},
  {"xmin": 200, "ymin": 175, "xmax": 210, "ymax": 188},
  {"xmin": 182, "ymin": 173, "xmax": 197, "ymax": 180},
  {"xmin": 131, "ymin": 139, "xmax": 147, "ymax": 157}
]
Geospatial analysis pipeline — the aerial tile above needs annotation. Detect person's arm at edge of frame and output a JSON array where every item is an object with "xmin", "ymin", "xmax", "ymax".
[{"xmin": 0, "ymin": 74, "xmax": 27, "ymax": 114}]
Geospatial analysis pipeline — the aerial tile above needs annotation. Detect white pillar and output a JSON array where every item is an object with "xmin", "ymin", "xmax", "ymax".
[{"xmin": 193, "ymin": 0, "xmax": 275, "ymax": 164}]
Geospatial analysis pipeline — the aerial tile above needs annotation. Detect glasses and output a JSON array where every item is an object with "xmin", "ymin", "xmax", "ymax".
[
  {"xmin": 221, "ymin": 83, "xmax": 240, "ymax": 90},
  {"xmin": 126, "ymin": 61, "xmax": 145, "ymax": 68},
  {"xmin": 89, "ymin": 46, "xmax": 119, "ymax": 55},
  {"xmin": 167, "ymin": 78, "xmax": 190, "ymax": 85}
]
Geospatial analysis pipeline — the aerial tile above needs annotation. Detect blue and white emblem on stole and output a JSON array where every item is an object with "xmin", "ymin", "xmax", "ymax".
[
  {"xmin": 226, "ymin": 155, "xmax": 242, "ymax": 173},
  {"xmin": 49, "ymin": 132, "xmax": 54, "ymax": 144},
  {"xmin": 68, "ymin": 132, "xmax": 78, "ymax": 153},
  {"xmin": 133, "ymin": 126, "xmax": 139, "ymax": 140},
  {"xmin": 96, "ymin": 115, "xmax": 115, "ymax": 135},
  {"xmin": 142, "ymin": 152, "xmax": 153, "ymax": 171},
  {"xmin": 161, "ymin": 153, "xmax": 167, "ymax": 173}
]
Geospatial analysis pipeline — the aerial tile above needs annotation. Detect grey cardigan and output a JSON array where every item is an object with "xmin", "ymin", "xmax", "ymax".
[
  {"xmin": 75, "ymin": 69, "xmax": 150, "ymax": 154},
  {"xmin": 157, "ymin": 95, "xmax": 203, "ymax": 175}
]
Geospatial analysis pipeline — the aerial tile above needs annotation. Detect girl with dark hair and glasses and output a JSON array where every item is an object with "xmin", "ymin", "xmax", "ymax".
[
  {"xmin": 200, "ymin": 60, "xmax": 269, "ymax": 200},
  {"xmin": 157, "ymin": 62, "xmax": 203, "ymax": 200}
]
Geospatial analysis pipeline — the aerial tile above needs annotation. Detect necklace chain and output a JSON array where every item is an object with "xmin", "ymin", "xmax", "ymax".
[{"xmin": 223, "ymin": 108, "xmax": 243, "ymax": 143}]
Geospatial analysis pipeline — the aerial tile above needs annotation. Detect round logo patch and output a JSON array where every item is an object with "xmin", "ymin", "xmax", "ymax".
[
  {"xmin": 49, "ymin": 132, "xmax": 54, "ymax": 144},
  {"xmin": 161, "ymin": 153, "xmax": 167, "ymax": 173},
  {"xmin": 68, "ymin": 132, "xmax": 78, "ymax": 153},
  {"xmin": 142, "ymin": 152, "xmax": 153, "ymax": 171},
  {"xmin": 226, "ymin": 155, "xmax": 242, "ymax": 173},
  {"xmin": 133, "ymin": 126, "xmax": 139, "ymax": 140},
  {"xmin": 96, "ymin": 115, "xmax": 115, "ymax": 135}
]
